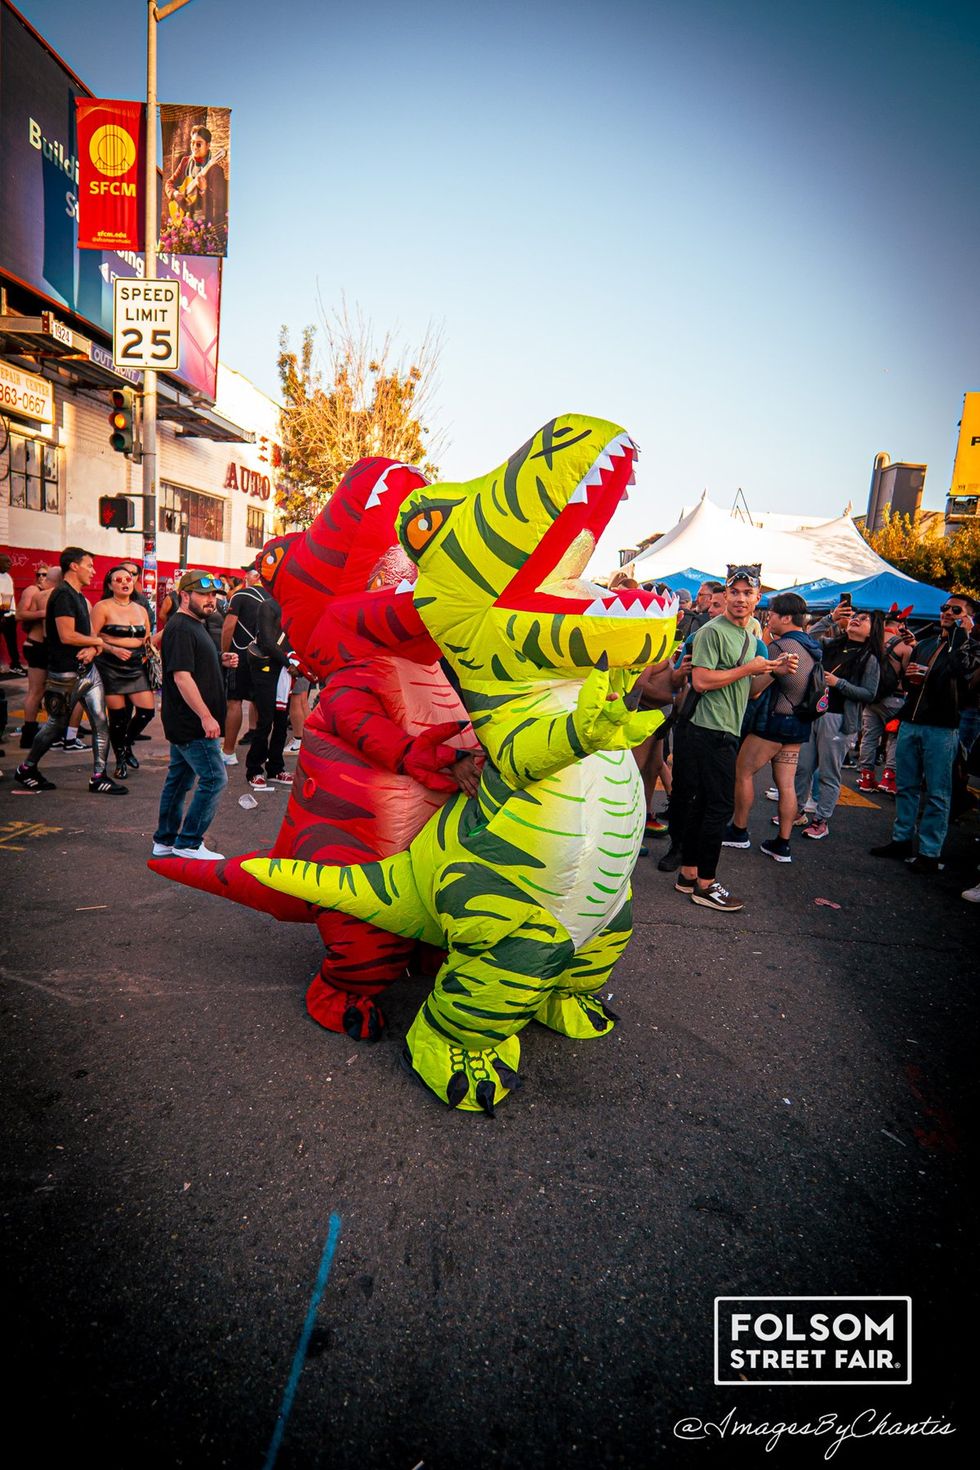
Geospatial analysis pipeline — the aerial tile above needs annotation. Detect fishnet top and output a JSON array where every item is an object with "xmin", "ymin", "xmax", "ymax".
[{"xmin": 768, "ymin": 635, "xmax": 817, "ymax": 716}]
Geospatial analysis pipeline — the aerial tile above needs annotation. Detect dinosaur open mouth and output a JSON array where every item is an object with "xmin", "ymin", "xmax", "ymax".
[{"xmin": 496, "ymin": 431, "xmax": 676, "ymax": 620}]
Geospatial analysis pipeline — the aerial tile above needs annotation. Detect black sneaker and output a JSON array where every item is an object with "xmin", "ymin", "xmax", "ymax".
[
  {"xmin": 722, "ymin": 824, "xmax": 751, "ymax": 849},
  {"xmin": 906, "ymin": 854, "xmax": 940, "ymax": 875},
  {"xmin": 14, "ymin": 765, "xmax": 56, "ymax": 791},
  {"xmin": 674, "ymin": 874, "xmax": 696, "ymax": 894},
  {"xmin": 760, "ymin": 836, "xmax": 792, "ymax": 863},
  {"xmin": 657, "ymin": 845, "xmax": 682, "ymax": 872},
  {"xmin": 89, "ymin": 772, "xmax": 128, "ymax": 795},
  {"xmin": 869, "ymin": 839, "xmax": 914, "ymax": 859},
  {"xmin": 691, "ymin": 881, "xmax": 744, "ymax": 912},
  {"xmin": 53, "ymin": 736, "xmax": 89, "ymax": 753}
]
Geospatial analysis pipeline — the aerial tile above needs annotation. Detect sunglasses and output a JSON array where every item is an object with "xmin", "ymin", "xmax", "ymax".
[
  {"xmin": 36, "ymin": 571, "xmax": 49, "ymax": 579},
  {"xmin": 726, "ymin": 571, "xmax": 761, "ymax": 588},
  {"xmin": 189, "ymin": 575, "xmax": 222, "ymax": 591},
  {"xmin": 941, "ymin": 604, "xmax": 966, "ymax": 614}
]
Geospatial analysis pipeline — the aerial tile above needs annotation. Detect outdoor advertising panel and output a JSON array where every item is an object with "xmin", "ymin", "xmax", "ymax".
[
  {"xmin": 159, "ymin": 103, "xmax": 231, "ymax": 257},
  {"xmin": 949, "ymin": 390, "xmax": 980, "ymax": 500},
  {"xmin": 0, "ymin": 2, "xmax": 221, "ymax": 400},
  {"xmin": 74, "ymin": 98, "xmax": 145, "ymax": 251}
]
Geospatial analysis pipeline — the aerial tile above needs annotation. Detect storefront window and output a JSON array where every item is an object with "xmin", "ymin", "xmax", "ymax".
[
  {"xmin": 246, "ymin": 505, "xmax": 266, "ymax": 548},
  {"xmin": 159, "ymin": 481, "xmax": 225, "ymax": 542},
  {"xmin": 9, "ymin": 430, "xmax": 60, "ymax": 513}
]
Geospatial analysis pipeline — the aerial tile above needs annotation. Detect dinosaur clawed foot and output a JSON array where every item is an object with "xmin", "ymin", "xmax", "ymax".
[
  {"xmin": 535, "ymin": 990, "xmax": 619, "ymax": 1039},
  {"xmin": 402, "ymin": 1013, "xmax": 521, "ymax": 1114},
  {"xmin": 306, "ymin": 975, "xmax": 386, "ymax": 1042}
]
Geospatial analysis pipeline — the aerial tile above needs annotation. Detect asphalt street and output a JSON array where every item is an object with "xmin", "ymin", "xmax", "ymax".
[{"xmin": 1, "ymin": 685, "xmax": 977, "ymax": 1469}]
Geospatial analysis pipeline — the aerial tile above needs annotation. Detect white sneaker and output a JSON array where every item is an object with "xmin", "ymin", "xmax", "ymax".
[
  {"xmin": 765, "ymin": 786, "xmax": 778, "ymax": 801},
  {"xmin": 221, "ymin": 751, "xmax": 238, "ymax": 765},
  {"xmin": 286, "ymin": 738, "xmax": 301, "ymax": 753},
  {"xmin": 962, "ymin": 882, "xmax": 980, "ymax": 903},
  {"xmin": 151, "ymin": 842, "xmax": 174, "ymax": 856},
  {"xmin": 175, "ymin": 844, "xmax": 224, "ymax": 861}
]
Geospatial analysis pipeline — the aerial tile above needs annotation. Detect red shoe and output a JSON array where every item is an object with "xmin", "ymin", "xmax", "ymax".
[
  {"xmin": 877, "ymin": 767, "xmax": 897, "ymax": 796},
  {"xmin": 856, "ymin": 769, "xmax": 877, "ymax": 793}
]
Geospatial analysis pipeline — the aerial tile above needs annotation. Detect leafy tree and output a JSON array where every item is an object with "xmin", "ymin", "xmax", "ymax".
[
  {"xmin": 276, "ymin": 304, "xmax": 442, "ymax": 527},
  {"xmin": 861, "ymin": 510, "xmax": 980, "ymax": 600}
]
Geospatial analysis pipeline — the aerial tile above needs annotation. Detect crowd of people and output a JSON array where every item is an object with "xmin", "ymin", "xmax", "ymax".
[
  {"xmin": 2, "ymin": 550, "xmax": 979, "ymax": 903},
  {"xmin": 0, "ymin": 549, "xmax": 308, "ymax": 861},
  {"xmin": 612, "ymin": 568, "xmax": 980, "ymax": 907}
]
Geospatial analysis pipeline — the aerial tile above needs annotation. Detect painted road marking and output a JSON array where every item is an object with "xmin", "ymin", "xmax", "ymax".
[
  {"xmin": 263, "ymin": 1212, "xmax": 343, "ymax": 1470},
  {"xmin": 0, "ymin": 819, "xmax": 63, "ymax": 850}
]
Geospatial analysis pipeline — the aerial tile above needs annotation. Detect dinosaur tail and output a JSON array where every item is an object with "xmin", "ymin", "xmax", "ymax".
[
  {"xmin": 242, "ymin": 848, "xmax": 440, "ymax": 945},
  {"xmin": 148, "ymin": 851, "xmax": 319, "ymax": 924}
]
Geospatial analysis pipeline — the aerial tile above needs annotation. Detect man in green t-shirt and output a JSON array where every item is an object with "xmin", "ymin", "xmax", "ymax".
[{"xmin": 676, "ymin": 569, "xmax": 796, "ymax": 911}]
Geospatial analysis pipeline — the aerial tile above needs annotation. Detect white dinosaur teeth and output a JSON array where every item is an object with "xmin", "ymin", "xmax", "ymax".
[
  {"xmin": 620, "ymin": 489, "xmax": 629, "ymax": 502},
  {"xmin": 627, "ymin": 469, "xmax": 636, "ymax": 485},
  {"xmin": 585, "ymin": 597, "xmax": 607, "ymax": 616},
  {"xmin": 394, "ymin": 578, "xmax": 415, "ymax": 594},
  {"xmin": 364, "ymin": 462, "xmax": 411, "ymax": 509},
  {"xmin": 568, "ymin": 482, "xmax": 590, "ymax": 505}
]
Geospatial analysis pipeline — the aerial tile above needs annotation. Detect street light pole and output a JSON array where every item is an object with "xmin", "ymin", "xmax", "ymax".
[{"xmin": 142, "ymin": 0, "xmax": 193, "ymax": 580}]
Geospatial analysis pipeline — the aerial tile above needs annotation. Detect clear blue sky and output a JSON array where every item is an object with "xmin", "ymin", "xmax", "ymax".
[{"xmin": 16, "ymin": 0, "xmax": 980, "ymax": 566}]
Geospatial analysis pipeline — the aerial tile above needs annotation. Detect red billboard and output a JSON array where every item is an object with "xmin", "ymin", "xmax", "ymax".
[{"xmin": 75, "ymin": 98, "xmax": 145, "ymax": 251}]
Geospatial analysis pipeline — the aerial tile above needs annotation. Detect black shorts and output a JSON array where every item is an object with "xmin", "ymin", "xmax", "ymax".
[
  {"xmin": 24, "ymin": 640, "xmax": 48, "ymax": 671},
  {"xmin": 226, "ymin": 657, "xmax": 254, "ymax": 702}
]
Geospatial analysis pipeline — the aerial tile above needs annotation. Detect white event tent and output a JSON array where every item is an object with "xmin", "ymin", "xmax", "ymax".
[{"xmin": 625, "ymin": 494, "xmax": 891, "ymax": 590}]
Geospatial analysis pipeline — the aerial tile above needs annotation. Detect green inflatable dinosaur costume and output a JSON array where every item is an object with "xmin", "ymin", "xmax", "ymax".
[{"xmin": 245, "ymin": 415, "xmax": 679, "ymax": 1112}]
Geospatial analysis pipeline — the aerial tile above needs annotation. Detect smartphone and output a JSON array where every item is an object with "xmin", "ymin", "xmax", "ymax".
[{"xmin": 840, "ymin": 593, "xmax": 852, "ymax": 607}]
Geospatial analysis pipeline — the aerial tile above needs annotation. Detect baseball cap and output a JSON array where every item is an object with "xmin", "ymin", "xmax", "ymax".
[{"xmin": 178, "ymin": 569, "xmax": 222, "ymax": 592}]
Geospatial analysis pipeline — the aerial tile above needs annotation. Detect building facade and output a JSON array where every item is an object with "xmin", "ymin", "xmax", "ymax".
[{"xmin": 0, "ymin": 0, "xmax": 284, "ymax": 614}]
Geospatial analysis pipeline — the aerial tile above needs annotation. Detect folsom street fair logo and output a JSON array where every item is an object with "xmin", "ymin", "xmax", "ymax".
[{"xmin": 714, "ymin": 1297, "xmax": 911, "ymax": 1386}]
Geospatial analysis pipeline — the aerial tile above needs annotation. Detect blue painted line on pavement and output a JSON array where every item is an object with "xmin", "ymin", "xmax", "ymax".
[{"xmin": 263, "ymin": 1211, "xmax": 343, "ymax": 1470}]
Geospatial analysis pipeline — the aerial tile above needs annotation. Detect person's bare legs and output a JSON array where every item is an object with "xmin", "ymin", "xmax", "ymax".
[
  {"xmin": 223, "ymin": 698, "xmax": 244, "ymax": 756},
  {"xmin": 733, "ymin": 733, "xmax": 776, "ymax": 829},
  {"xmin": 772, "ymin": 745, "xmax": 801, "ymax": 840}
]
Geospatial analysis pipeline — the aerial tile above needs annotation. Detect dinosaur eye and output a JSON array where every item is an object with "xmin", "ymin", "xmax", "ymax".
[{"xmin": 405, "ymin": 507, "xmax": 446, "ymax": 552}]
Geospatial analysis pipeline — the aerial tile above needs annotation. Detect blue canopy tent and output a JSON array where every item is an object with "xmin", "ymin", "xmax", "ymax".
[
  {"xmin": 760, "ymin": 569, "xmax": 947, "ymax": 617},
  {"xmin": 637, "ymin": 567, "xmax": 722, "ymax": 598}
]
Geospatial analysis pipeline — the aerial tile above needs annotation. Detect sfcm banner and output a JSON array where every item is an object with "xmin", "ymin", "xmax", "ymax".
[{"xmin": 75, "ymin": 98, "xmax": 145, "ymax": 251}]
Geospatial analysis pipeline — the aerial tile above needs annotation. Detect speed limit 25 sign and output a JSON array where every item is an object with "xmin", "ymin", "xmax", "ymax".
[{"xmin": 112, "ymin": 279, "xmax": 180, "ymax": 372}]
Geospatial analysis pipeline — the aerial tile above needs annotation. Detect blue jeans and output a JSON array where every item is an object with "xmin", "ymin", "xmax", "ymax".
[
  {"xmin": 892, "ymin": 723, "xmax": 959, "ymax": 858},
  {"xmin": 154, "ymin": 738, "xmax": 228, "ymax": 850}
]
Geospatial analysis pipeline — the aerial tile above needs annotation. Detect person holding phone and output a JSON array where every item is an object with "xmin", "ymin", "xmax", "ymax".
[
  {"xmin": 872, "ymin": 593, "xmax": 975, "ymax": 873},
  {"xmin": 794, "ymin": 607, "xmax": 882, "ymax": 839}
]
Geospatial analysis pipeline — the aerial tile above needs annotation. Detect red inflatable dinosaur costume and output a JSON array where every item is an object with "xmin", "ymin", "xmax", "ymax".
[{"xmin": 149, "ymin": 458, "xmax": 480, "ymax": 1040}]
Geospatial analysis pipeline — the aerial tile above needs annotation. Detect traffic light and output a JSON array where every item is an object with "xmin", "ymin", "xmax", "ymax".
[
  {"xmin": 99, "ymin": 495, "xmax": 136, "ymax": 531},
  {"xmin": 108, "ymin": 388, "xmax": 134, "ymax": 455}
]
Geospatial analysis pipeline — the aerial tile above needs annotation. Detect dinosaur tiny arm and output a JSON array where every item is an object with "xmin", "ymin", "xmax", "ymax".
[{"xmin": 476, "ymin": 667, "xmax": 664, "ymax": 790}]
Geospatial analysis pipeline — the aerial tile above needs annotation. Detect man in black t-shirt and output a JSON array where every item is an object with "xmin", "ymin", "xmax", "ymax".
[
  {"xmin": 15, "ymin": 546, "xmax": 125, "ymax": 795},
  {"xmin": 152, "ymin": 570, "xmax": 238, "ymax": 861},
  {"xmin": 220, "ymin": 562, "xmax": 270, "ymax": 765}
]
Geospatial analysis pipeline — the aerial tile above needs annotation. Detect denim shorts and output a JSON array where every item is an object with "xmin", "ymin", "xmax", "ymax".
[{"xmin": 758, "ymin": 710, "xmax": 812, "ymax": 746}]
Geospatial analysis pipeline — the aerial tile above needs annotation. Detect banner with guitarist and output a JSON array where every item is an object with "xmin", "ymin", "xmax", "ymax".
[{"xmin": 158, "ymin": 104, "xmax": 230, "ymax": 257}]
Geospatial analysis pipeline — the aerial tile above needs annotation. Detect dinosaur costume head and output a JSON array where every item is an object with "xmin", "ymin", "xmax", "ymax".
[
  {"xmin": 397, "ymin": 415, "xmax": 677, "ymax": 681},
  {"xmin": 259, "ymin": 457, "xmax": 439, "ymax": 677}
]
